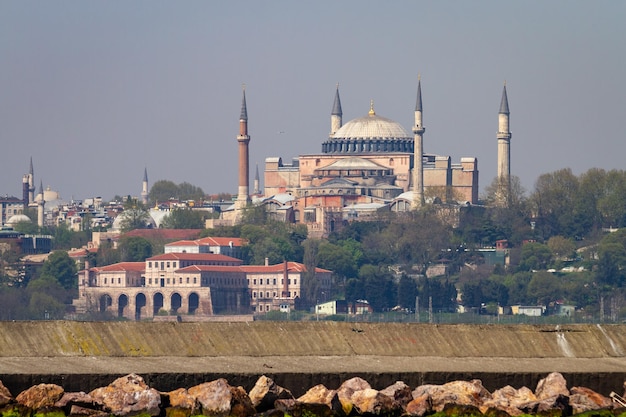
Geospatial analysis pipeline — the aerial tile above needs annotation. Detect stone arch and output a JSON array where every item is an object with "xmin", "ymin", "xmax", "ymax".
[
  {"xmin": 188, "ymin": 292, "xmax": 199, "ymax": 314},
  {"xmin": 99, "ymin": 294, "xmax": 112, "ymax": 313},
  {"xmin": 153, "ymin": 292, "xmax": 164, "ymax": 315},
  {"xmin": 171, "ymin": 293, "xmax": 182, "ymax": 314},
  {"xmin": 135, "ymin": 293, "xmax": 147, "ymax": 321},
  {"xmin": 118, "ymin": 294, "xmax": 129, "ymax": 318}
]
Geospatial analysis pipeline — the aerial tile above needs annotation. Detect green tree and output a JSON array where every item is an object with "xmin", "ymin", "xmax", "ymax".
[
  {"xmin": 518, "ymin": 242, "xmax": 553, "ymax": 271},
  {"xmin": 118, "ymin": 236, "xmax": 153, "ymax": 262},
  {"xmin": 397, "ymin": 274, "xmax": 417, "ymax": 309},
  {"xmin": 360, "ymin": 264, "xmax": 395, "ymax": 312},
  {"xmin": 161, "ymin": 209, "xmax": 205, "ymax": 229},
  {"xmin": 527, "ymin": 271, "xmax": 562, "ymax": 305},
  {"xmin": 530, "ymin": 168, "xmax": 579, "ymax": 239},
  {"xmin": 149, "ymin": 180, "xmax": 180, "ymax": 203},
  {"xmin": 119, "ymin": 201, "xmax": 151, "ymax": 232},
  {"xmin": 39, "ymin": 251, "xmax": 78, "ymax": 291},
  {"xmin": 317, "ymin": 241, "xmax": 358, "ymax": 280}
]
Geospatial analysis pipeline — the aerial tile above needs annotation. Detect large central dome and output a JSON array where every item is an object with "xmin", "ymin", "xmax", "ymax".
[
  {"xmin": 321, "ymin": 103, "xmax": 413, "ymax": 154},
  {"xmin": 332, "ymin": 113, "xmax": 411, "ymax": 140}
]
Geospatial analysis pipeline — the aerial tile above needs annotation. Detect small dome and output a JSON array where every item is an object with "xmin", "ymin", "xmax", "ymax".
[{"xmin": 6, "ymin": 214, "xmax": 32, "ymax": 227}]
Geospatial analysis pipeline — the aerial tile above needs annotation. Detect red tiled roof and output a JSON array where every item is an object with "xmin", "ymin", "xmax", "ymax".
[
  {"xmin": 164, "ymin": 240, "xmax": 201, "ymax": 247},
  {"xmin": 147, "ymin": 253, "xmax": 243, "ymax": 264},
  {"xmin": 92, "ymin": 262, "xmax": 145, "ymax": 273},
  {"xmin": 195, "ymin": 237, "xmax": 246, "ymax": 247},
  {"xmin": 122, "ymin": 229, "xmax": 202, "ymax": 241},
  {"xmin": 175, "ymin": 265, "xmax": 244, "ymax": 273},
  {"xmin": 240, "ymin": 262, "xmax": 331, "ymax": 274}
]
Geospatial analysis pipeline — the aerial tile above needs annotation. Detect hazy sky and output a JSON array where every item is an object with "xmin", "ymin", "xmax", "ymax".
[{"xmin": 1, "ymin": 1, "xmax": 624, "ymax": 202}]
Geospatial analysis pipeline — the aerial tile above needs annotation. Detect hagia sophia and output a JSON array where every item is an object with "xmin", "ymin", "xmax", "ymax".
[{"xmin": 218, "ymin": 79, "xmax": 512, "ymax": 237}]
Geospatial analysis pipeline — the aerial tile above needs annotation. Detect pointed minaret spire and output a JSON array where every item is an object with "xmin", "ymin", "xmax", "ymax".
[
  {"xmin": 415, "ymin": 75, "xmax": 423, "ymax": 112},
  {"xmin": 413, "ymin": 75, "xmax": 425, "ymax": 209},
  {"xmin": 499, "ymin": 81, "xmax": 510, "ymax": 115},
  {"xmin": 236, "ymin": 84, "xmax": 251, "ymax": 212},
  {"xmin": 330, "ymin": 83, "xmax": 343, "ymax": 136},
  {"xmin": 29, "ymin": 157, "xmax": 34, "ymax": 176},
  {"xmin": 496, "ymin": 81, "xmax": 512, "ymax": 207},
  {"xmin": 253, "ymin": 164, "xmax": 260, "ymax": 195}
]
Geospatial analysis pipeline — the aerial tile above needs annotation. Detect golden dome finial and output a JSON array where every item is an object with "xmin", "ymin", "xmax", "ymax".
[{"xmin": 369, "ymin": 99, "xmax": 375, "ymax": 116}]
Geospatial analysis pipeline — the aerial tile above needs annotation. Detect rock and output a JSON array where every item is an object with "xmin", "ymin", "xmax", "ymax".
[
  {"xmin": 350, "ymin": 387, "xmax": 396, "ymax": 415},
  {"xmin": 297, "ymin": 384, "xmax": 342, "ymax": 413},
  {"xmin": 482, "ymin": 385, "xmax": 537, "ymax": 415},
  {"xmin": 248, "ymin": 375, "xmax": 294, "ymax": 412},
  {"xmin": 412, "ymin": 379, "xmax": 491, "ymax": 412},
  {"xmin": 54, "ymin": 392, "xmax": 104, "ymax": 413},
  {"xmin": 89, "ymin": 373, "xmax": 161, "ymax": 417},
  {"xmin": 336, "ymin": 376, "xmax": 371, "ymax": 415},
  {"xmin": 68, "ymin": 404, "xmax": 110, "ymax": 417},
  {"xmin": 569, "ymin": 386, "xmax": 613, "ymax": 414},
  {"xmin": 405, "ymin": 392, "xmax": 431, "ymax": 417},
  {"xmin": 535, "ymin": 372, "xmax": 569, "ymax": 401},
  {"xmin": 167, "ymin": 387, "xmax": 200, "ymax": 416},
  {"xmin": 275, "ymin": 399, "xmax": 334, "ymax": 417},
  {"xmin": 520, "ymin": 393, "xmax": 572, "ymax": 416},
  {"xmin": 380, "ymin": 381, "xmax": 413, "ymax": 409},
  {"xmin": 16, "ymin": 383, "xmax": 64, "ymax": 409},
  {"xmin": 0, "ymin": 380, "xmax": 13, "ymax": 407},
  {"xmin": 188, "ymin": 378, "xmax": 254, "ymax": 417}
]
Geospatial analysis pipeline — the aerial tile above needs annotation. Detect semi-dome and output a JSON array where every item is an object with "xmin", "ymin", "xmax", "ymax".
[{"xmin": 321, "ymin": 102, "xmax": 413, "ymax": 154}]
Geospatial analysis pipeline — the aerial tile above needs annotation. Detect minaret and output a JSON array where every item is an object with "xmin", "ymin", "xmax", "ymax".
[
  {"xmin": 141, "ymin": 167, "xmax": 149, "ymax": 205},
  {"xmin": 496, "ymin": 82, "xmax": 512, "ymax": 207},
  {"xmin": 253, "ymin": 164, "xmax": 260, "ymax": 195},
  {"xmin": 37, "ymin": 180, "xmax": 45, "ymax": 228},
  {"xmin": 28, "ymin": 157, "xmax": 35, "ymax": 205},
  {"xmin": 236, "ymin": 85, "xmax": 251, "ymax": 209},
  {"xmin": 330, "ymin": 84, "xmax": 343, "ymax": 136},
  {"xmin": 412, "ymin": 76, "xmax": 425, "ymax": 208},
  {"xmin": 22, "ymin": 175, "xmax": 29, "ymax": 206}
]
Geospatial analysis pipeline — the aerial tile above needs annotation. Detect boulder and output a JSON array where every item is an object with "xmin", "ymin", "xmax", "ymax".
[
  {"xmin": 412, "ymin": 379, "xmax": 491, "ymax": 412},
  {"xmin": 520, "ymin": 393, "xmax": 572, "ymax": 416},
  {"xmin": 482, "ymin": 385, "xmax": 537, "ymax": 415},
  {"xmin": 274, "ymin": 399, "xmax": 334, "ymax": 417},
  {"xmin": 350, "ymin": 387, "xmax": 396, "ymax": 415},
  {"xmin": 248, "ymin": 375, "xmax": 294, "ymax": 412},
  {"xmin": 405, "ymin": 392, "xmax": 431, "ymax": 417},
  {"xmin": 535, "ymin": 372, "xmax": 569, "ymax": 401},
  {"xmin": 166, "ymin": 387, "xmax": 200, "ymax": 416},
  {"xmin": 569, "ymin": 386, "xmax": 613, "ymax": 414},
  {"xmin": 89, "ymin": 373, "xmax": 161, "ymax": 417},
  {"xmin": 68, "ymin": 404, "xmax": 110, "ymax": 417},
  {"xmin": 188, "ymin": 378, "xmax": 254, "ymax": 417},
  {"xmin": 296, "ymin": 384, "xmax": 341, "ymax": 413},
  {"xmin": 55, "ymin": 391, "xmax": 104, "ymax": 414},
  {"xmin": 0, "ymin": 380, "xmax": 13, "ymax": 407},
  {"xmin": 16, "ymin": 383, "xmax": 64, "ymax": 409},
  {"xmin": 379, "ymin": 381, "xmax": 413, "ymax": 409},
  {"xmin": 336, "ymin": 376, "xmax": 371, "ymax": 415}
]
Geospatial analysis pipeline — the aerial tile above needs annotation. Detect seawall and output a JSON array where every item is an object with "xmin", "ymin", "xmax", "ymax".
[{"xmin": 1, "ymin": 321, "xmax": 625, "ymax": 397}]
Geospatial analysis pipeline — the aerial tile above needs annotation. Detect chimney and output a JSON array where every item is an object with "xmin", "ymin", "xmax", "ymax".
[
  {"xmin": 265, "ymin": 257, "xmax": 269, "ymax": 266},
  {"xmin": 282, "ymin": 260, "xmax": 289, "ymax": 297}
]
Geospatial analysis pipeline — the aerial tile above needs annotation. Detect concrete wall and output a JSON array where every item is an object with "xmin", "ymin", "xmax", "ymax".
[{"xmin": 0, "ymin": 321, "xmax": 625, "ymax": 358}]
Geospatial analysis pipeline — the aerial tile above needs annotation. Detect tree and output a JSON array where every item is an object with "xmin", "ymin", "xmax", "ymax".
[
  {"xmin": 118, "ymin": 236, "xmax": 153, "ymax": 262},
  {"xmin": 527, "ymin": 271, "xmax": 562, "ymax": 305},
  {"xmin": 317, "ymin": 241, "xmax": 358, "ymax": 279},
  {"xmin": 518, "ymin": 242, "xmax": 553, "ymax": 271},
  {"xmin": 118, "ymin": 201, "xmax": 151, "ymax": 232},
  {"xmin": 547, "ymin": 236, "xmax": 576, "ymax": 260},
  {"xmin": 397, "ymin": 274, "xmax": 417, "ymax": 309},
  {"xmin": 359, "ymin": 264, "xmax": 395, "ymax": 312},
  {"xmin": 161, "ymin": 209, "xmax": 205, "ymax": 229},
  {"xmin": 530, "ymin": 168, "xmax": 579, "ymax": 239},
  {"xmin": 39, "ymin": 251, "xmax": 78, "ymax": 291},
  {"xmin": 148, "ymin": 180, "xmax": 206, "ymax": 204}
]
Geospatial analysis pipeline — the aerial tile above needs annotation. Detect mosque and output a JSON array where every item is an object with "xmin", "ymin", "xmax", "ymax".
[{"xmin": 219, "ymin": 79, "xmax": 512, "ymax": 238}]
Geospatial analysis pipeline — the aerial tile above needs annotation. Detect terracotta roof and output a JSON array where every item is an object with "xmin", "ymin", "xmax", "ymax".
[
  {"xmin": 147, "ymin": 253, "xmax": 243, "ymax": 264},
  {"xmin": 175, "ymin": 265, "xmax": 245, "ymax": 273},
  {"xmin": 240, "ymin": 262, "xmax": 331, "ymax": 274},
  {"xmin": 122, "ymin": 229, "xmax": 202, "ymax": 241},
  {"xmin": 195, "ymin": 237, "xmax": 246, "ymax": 247},
  {"xmin": 92, "ymin": 262, "xmax": 145, "ymax": 273}
]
